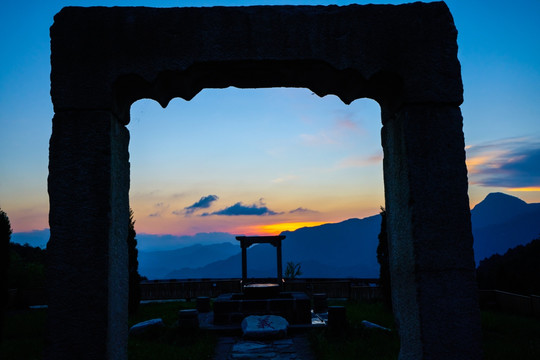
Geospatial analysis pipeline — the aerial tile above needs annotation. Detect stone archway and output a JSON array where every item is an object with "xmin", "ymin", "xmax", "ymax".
[{"xmin": 48, "ymin": 3, "xmax": 482, "ymax": 359}]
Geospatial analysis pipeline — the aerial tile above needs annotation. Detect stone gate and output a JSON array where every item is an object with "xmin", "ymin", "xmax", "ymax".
[{"xmin": 48, "ymin": 3, "xmax": 482, "ymax": 359}]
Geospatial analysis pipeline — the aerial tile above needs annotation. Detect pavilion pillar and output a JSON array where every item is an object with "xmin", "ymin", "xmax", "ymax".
[
  {"xmin": 276, "ymin": 240, "xmax": 283, "ymax": 281},
  {"xmin": 47, "ymin": 110, "xmax": 130, "ymax": 360},
  {"xmin": 381, "ymin": 104, "xmax": 482, "ymax": 360},
  {"xmin": 241, "ymin": 242, "xmax": 248, "ymax": 284}
]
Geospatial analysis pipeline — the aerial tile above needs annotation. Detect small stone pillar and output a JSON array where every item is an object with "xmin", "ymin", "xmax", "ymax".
[
  {"xmin": 327, "ymin": 306, "xmax": 347, "ymax": 334},
  {"xmin": 313, "ymin": 293, "xmax": 328, "ymax": 313},
  {"xmin": 196, "ymin": 296, "xmax": 211, "ymax": 313},
  {"xmin": 178, "ymin": 309, "xmax": 199, "ymax": 330}
]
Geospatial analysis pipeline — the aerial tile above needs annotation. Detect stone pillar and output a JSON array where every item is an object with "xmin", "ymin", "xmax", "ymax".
[
  {"xmin": 276, "ymin": 240, "xmax": 283, "ymax": 282},
  {"xmin": 241, "ymin": 242, "xmax": 248, "ymax": 285},
  {"xmin": 381, "ymin": 104, "xmax": 482, "ymax": 360},
  {"xmin": 47, "ymin": 111, "xmax": 130, "ymax": 360}
]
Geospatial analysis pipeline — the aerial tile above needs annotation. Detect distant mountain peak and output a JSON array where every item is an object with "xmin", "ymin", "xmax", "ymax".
[
  {"xmin": 471, "ymin": 192, "xmax": 530, "ymax": 230},
  {"xmin": 476, "ymin": 192, "xmax": 527, "ymax": 209}
]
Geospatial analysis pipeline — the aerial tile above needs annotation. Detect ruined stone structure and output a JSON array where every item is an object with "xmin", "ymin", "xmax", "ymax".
[{"xmin": 48, "ymin": 3, "xmax": 482, "ymax": 359}]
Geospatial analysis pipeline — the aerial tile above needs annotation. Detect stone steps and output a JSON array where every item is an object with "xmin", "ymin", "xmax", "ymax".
[{"xmin": 214, "ymin": 335, "xmax": 315, "ymax": 360}]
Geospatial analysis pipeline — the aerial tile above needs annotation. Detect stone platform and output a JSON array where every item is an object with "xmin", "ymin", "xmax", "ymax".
[
  {"xmin": 213, "ymin": 335, "xmax": 315, "ymax": 360},
  {"xmin": 213, "ymin": 292, "xmax": 312, "ymax": 325},
  {"xmin": 199, "ymin": 310, "xmax": 327, "ymax": 335}
]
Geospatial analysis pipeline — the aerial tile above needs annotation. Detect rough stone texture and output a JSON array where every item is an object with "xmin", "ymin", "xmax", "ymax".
[
  {"xmin": 381, "ymin": 105, "xmax": 482, "ymax": 359},
  {"xmin": 50, "ymin": 2, "xmax": 462, "ymax": 122},
  {"xmin": 46, "ymin": 111, "xmax": 129, "ymax": 360},
  {"xmin": 48, "ymin": 3, "xmax": 481, "ymax": 360}
]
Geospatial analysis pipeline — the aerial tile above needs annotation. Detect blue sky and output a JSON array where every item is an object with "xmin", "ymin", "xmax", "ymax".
[{"xmin": 1, "ymin": 0, "xmax": 539, "ymax": 237}]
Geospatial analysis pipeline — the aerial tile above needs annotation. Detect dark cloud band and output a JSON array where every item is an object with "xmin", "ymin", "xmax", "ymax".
[
  {"xmin": 183, "ymin": 195, "xmax": 219, "ymax": 215},
  {"xmin": 468, "ymin": 138, "xmax": 540, "ymax": 188},
  {"xmin": 202, "ymin": 202, "xmax": 280, "ymax": 216}
]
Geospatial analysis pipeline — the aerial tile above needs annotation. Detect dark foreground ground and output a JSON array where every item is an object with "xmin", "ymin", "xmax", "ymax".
[{"xmin": 2, "ymin": 300, "xmax": 539, "ymax": 360}]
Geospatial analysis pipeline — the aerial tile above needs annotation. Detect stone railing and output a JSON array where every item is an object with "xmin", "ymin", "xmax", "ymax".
[
  {"xmin": 140, "ymin": 278, "xmax": 380, "ymax": 301},
  {"xmin": 479, "ymin": 290, "xmax": 540, "ymax": 318}
]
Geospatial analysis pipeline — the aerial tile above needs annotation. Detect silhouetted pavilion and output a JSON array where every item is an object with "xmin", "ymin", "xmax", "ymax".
[{"xmin": 235, "ymin": 235, "xmax": 286, "ymax": 285}]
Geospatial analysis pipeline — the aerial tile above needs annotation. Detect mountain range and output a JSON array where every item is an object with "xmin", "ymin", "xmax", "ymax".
[
  {"xmin": 11, "ymin": 192, "xmax": 540, "ymax": 279},
  {"xmin": 144, "ymin": 192, "xmax": 540, "ymax": 279},
  {"xmin": 470, "ymin": 192, "xmax": 540, "ymax": 263},
  {"xmin": 164, "ymin": 216, "xmax": 381, "ymax": 279}
]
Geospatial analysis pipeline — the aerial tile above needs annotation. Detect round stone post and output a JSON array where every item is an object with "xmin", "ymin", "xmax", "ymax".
[
  {"xmin": 47, "ymin": 111, "xmax": 130, "ymax": 360},
  {"xmin": 381, "ymin": 104, "xmax": 482, "ymax": 360}
]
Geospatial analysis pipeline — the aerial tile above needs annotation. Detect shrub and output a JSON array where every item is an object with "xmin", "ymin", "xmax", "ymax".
[
  {"xmin": 376, "ymin": 207, "xmax": 392, "ymax": 310},
  {"xmin": 284, "ymin": 261, "xmax": 302, "ymax": 279},
  {"xmin": 1, "ymin": 208, "xmax": 13, "ymax": 340},
  {"xmin": 128, "ymin": 209, "xmax": 142, "ymax": 315}
]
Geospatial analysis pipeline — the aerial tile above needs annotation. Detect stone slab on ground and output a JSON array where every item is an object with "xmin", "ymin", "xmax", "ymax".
[
  {"xmin": 214, "ymin": 337, "xmax": 236, "ymax": 360},
  {"xmin": 241, "ymin": 315, "xmax": 288, "ymax": 339},
  {"xmin": 129, "ymin": 318, "xmax": 164, "ymax": 336},
  {"xmin": 230, "ymin": 339, "xmax": 293, "ymax": 359},
  {"xmin": 214, "ymin": 334, "xmax": 315, "ymax": 360}
]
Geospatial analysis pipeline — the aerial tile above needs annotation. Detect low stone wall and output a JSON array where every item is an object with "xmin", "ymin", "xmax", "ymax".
[
  {"xmin": 140, "ymin": 279, "xmax": 242, "ymax": 300},
  {"xmin": 479, "ymin": 290, "xmax": 540, "ymax": 318},
  {"xmin": 350, "ymin": 286, "xmax": 382, "ymax": 301},
  {"xmin": 140, "ymin": 278, "xmax": 380, "ymax": 301},
  {"xmin": 213, "ymin": 292, "xmax": 312, "ymax": 325}
]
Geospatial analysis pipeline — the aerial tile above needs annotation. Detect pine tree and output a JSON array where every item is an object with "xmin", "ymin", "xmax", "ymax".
[
  {"xmin": 376, "ymin": 207, "xmax": 392, "ymax": 310},
  {"xmin": 1, "ymin": 208, "xmax": 13, "ymax": 341},
  {"xmin": 128, "ymin": 209, "xmax": 141, "ymax": 315}
]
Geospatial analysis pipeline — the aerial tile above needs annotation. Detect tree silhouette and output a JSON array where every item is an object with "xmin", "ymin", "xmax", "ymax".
[
  {"xmin": 1, "ymin": 208, "xmax": 13, "ymax": 340},
  {"xmin": 376, "ymin": 207, "xmax": 392, "ymax": 310},
  {"xmin": 128, "ymin": 209, "xmax": 141, "ymax": 315},
  {"xmin": 477, "ymin": 237, "xmax": 540, "ymax": 295},
  {"xmin": 284, "ymin": 261, "xmax": 303, "ymax": 279}
]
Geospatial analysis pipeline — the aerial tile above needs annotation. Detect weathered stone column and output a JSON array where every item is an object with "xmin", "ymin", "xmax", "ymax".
[
  {"xmin": 276, "ymin": 239, "xmax": 283, "ymax": 282},
  {"xmin": 381, "ymin": 104, "xmax": 482, "ymax": 360},
  {"xmin": 241, "ymin": 242, "xmax": 248, "ymax": 285},
  {"xmin": 47, "ymin": 111, "xmax": 130, "ymax": 360}
]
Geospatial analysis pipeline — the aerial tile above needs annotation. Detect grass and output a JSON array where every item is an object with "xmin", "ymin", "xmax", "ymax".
[
  {"xmin": 127, "ymin": 301, "xmax": 217, "ymax": 360},
  {"xmin": 1, "ymin": 301, "xmax": 216, "ymax": 360},
  {"xmin": 2, "ymin": 300, "xmax": 540, "ymax": 359},
  {"xmin": 481, "ymin": 310, "xmax": 540, "ymax": 360},
  {"xmin": 1, "ymin": 308, "xmax": 46, "ymax": 360},
  {"xmin": 309, "ymin": 300, "xmax": 400, "ymax": 360},
  {"xmin": 308, "ymin": 300, "xmax": 540, "ymax": 360}
]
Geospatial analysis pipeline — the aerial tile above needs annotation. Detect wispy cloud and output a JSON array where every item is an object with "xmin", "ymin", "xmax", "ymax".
[
  {"xmin": 148, "ymin": 202, "xmax": 169, "ymax": 217},
  {"xmin": 272, "ymin": 175, "xmax": 299, "ymax": 184},
  {"xmin": 289, "ymin": 207, "xmax": 318, "ymax": 214},
  {"xmin": 336, "ymin": 153, "xmax": 383, "ymax": 169},
  {"xmin": 299, "ymin": 115, "xmax": 365, "ymax": 147},
  {"xmin": 466, "ymin": 137, "xmax": 540, "ymax": 189},
  {"xmin": 170, "ymin": 193, "xmax": 187, "ymax": 199},
  {"xmin": 178, "ymin": 195, "xmax": 219, "ymax": 216},
  {"xmin": 202, "ymin": 198, "xmax": 281, "ymax": 216}
]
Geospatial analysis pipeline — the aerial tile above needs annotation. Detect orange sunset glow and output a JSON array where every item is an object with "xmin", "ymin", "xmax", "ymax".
[
  {"xmin": 235, "ymin": 222, "xmax": 328, "ymax": 236},
  {"xmin": 508, "ymin": 187, "xmax": 540, "ymax": 192}
]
